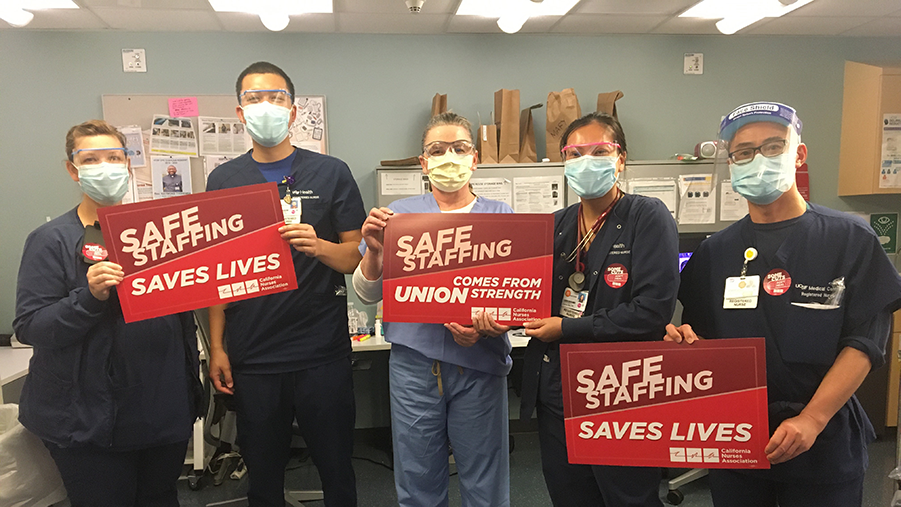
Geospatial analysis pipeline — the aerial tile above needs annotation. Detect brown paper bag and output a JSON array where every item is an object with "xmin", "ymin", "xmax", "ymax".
[
  {"xmin": 596, "ymin": 90, "xmax": 624, "ymax": 119},
  {"xmin": 431, "ymin": 93, "xmax": 447, "ymax": 117},
  {"xmin": 477, "ymin": 124, "xmax": 498, "ymax": 164},
  {"xmin": 494, "ymin": 89, "xmax": 520, "ymax": 164},
  {"xmin": 518, "ymin": 103, "xmax": 543, "ymax": 163},
  {"xmin": 546, "ymin": 88, "xmax": 581, "ymax": 162}
]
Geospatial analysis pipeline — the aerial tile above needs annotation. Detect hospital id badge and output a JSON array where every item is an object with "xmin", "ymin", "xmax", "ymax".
[
  {"xmin": 560, "ymin": 287, "xmax": 589, "ymax": 318},
  {"xmin": 281, "ymin": 196, "xmax": 301, "ymax": 224},
  {"xmin": 723, "ymin": 275, "xmax": 759, "ymax": 309}
]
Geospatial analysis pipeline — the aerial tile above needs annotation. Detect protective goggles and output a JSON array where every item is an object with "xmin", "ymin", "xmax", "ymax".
[
  {"xmin": 70, "ymin": 147, "xmax": 128, "ymax": 164},
  {"xmin": 239, "ymin": 89, "xmax": 293, "ymax": 107},
  {"xmin": 561, "ymin": 142, "xmax": 621, "ymax": 160},
  {"xmin": 424, "ymin": 140, "xmax": 475, "ymax": 158}
]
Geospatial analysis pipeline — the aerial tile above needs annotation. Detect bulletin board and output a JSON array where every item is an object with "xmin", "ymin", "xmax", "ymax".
[{"xmin": 103, "ymin": 94, "xmax": 242, "ymax": 197}]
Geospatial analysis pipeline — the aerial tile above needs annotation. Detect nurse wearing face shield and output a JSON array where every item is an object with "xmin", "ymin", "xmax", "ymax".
[
  {"xmin": 13, "ymin": 120, "xmax": 201, "ymax": 507},
  {"xmin": 519, "ymin": 112, "xmax": 680, "ymax": 506},
  {"xmin": 354, "ymin": 112, "xmax": 514, "ymax": 507},
  {"xmin": 668, "ymin": 102, "xmax": 901, "ymax": 506}
]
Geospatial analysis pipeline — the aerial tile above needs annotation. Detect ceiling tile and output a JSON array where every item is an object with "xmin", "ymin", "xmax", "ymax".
[
  {"xmin": 840, "ymin": 16, "xmax": 901, "ymax": 36},
  {"xmin": 81, "ymin": 0, "xmax": 213, "ymax": 9},
  {"xmin": 446, "ymin": 14, "xmax": 499, "ymax": 33},
  {"xmin": 551, "ymin": 14, "xmax": 667, "ymax": 33},
  {"xmin": 520, "ymin": 15, "xmax": 564, "ymax": 33},
  {"xmin": 90, "ymin": 7, "xmax": 222, "ymax": 30},
  {"xmin": 576, "ymin": 0, "xmax": 699, "ymax": 16},
  {"xmin": 744, "ymin": 16, "xmax": 875, "ymax": 35},
  {"xmin": 0, "ymin": 8, "xmax": 108, "ymax": 29},
  {"xmin": 789, "ymin": 0, "xmax": 901, "ymax": 17},
  {"xmin": 650, "ymin": 15, "xmax": 721, "ymax": 34},
  {"xmin": 339, "ymin": 0, "xmax": 455, "ymax": 15},
  {"xmin": 215, "ymin": 12, "xmax": 335, "ymax": 32},
  {"xmin": 336, "ymin": 12, "xmax": 447, "ymax": 33}
]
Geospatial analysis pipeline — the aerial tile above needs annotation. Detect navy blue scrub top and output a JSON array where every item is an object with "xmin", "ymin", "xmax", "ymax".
[
  {"xmin": 206, "ymin": 148, "xmax": 366, "ymax": 373},
  {"xmin": 679, "ymin": 204, "xmax": 901, "ymax": 483}
]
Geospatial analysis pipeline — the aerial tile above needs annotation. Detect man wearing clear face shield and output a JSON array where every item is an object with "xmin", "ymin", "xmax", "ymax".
[
  {"xmin": 14, "ymin": 120, "xmax": 201, "ymax": 506},
  {"xmin": 206, "ymin": 61, "xmax": 364, "ymax": 507},
  {"xmin": 666, "ymin": 102, "xmax": 901, "ymax": 506},
  {"xmin": 353, "ymin": 112, "xmax": 514, "ymax": 506}
]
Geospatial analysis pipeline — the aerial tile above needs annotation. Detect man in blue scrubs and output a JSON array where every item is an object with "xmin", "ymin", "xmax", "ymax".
[
  {"xmin": 667, "ymin": 102, "xmax": 901, "ymax": 506},
  {"xmin": 206, "ymin": 61, "xmax": 365, "ymax": 507}
]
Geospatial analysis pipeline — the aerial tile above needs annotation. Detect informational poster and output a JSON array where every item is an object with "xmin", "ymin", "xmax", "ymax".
[
  {"xmin": 471, "ymin": 177, "xmax": 513, "ymax": 208},
  {"xmin": 678, "ymin": 174, "xmax": 716, "ymax": 224},
  {"xmin": 117, "ymin": 125, "xmax": 146, "ymax": 168},
  {"xmin": 97, "ymin": 183, "xmax": 298, "ymax": 323},
  {"xmin": 560, "ymin": 338, "xmax": 770, "ymax": 469},
  {"xmin": 150, "ymin": 155, "xmax": 192, "ymax": 199},
  {"xmin": 881, "ymin": 114, "xmax": 901, "ymax": 189},
  {"xmin": 199, "ymin": 116, "xmax": 251, "ymax": 156},
  {"xmin": 720, "ymin": 180, "xmax": 748, "ymax": 221},
  {"xmin": 150, "ymin": 115, "xmax": 198, "ymax": 156},
  {"xmin": 513, "ymin": 175, "xmax": 564, "ymax": 213},
  {"xmin": 382, "ymin": 213, "xmax": 554, "ymax": 325},
  {"xmin": 870, "ymin": 212, "xmax": 898, "ymax": 254},
  {"xmin": 204, "ymin": 155, "xmax": 235, "ymax": 187},
  {"xmin": 380, "ymin": 172, "xmax": 422, "ymax": 196},
  {"xmin": 289, "ymin": 95, "xmax": 328, "ymax": 154},
  {"xmin": 628, "ymin": 178, "xmax": 677, "ymax": 217}
]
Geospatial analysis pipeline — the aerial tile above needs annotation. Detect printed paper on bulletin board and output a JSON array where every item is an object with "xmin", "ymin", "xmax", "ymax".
[{"xmin": 289, "ymin": 95, "xmax": 328, "ymax": 154}]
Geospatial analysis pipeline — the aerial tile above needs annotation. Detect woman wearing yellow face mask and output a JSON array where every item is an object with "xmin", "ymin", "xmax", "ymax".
[
  {"xmin": 353, "ymin": 112, "xmax": 514, "ymax": 506},
  {"xmin": 14, "ymin": 120, "xmax": 201, "ymax": 507}
]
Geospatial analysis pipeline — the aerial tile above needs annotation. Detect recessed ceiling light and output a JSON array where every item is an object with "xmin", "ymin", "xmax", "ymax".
[
  {"xmin": 208, "ymin": 0, "xmax": 332, "ymax": 15},
  {"xmin": 456, "ymin": 0, "xmax": 579, "ymax": 18},
  {"xmin": 679, "ymin": 0, "xmax": 814, "ymax": 34}
]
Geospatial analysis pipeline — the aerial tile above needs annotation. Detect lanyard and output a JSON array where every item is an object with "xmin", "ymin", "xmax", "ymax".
[{"xmin": 567, "ymin": 189, "xmax": 622, "ymax": 274}]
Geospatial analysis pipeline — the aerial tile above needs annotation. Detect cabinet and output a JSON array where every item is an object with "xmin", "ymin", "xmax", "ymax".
[{"xmin": 838, "ymin": 61, "xmax": 901, "ymax": 196}]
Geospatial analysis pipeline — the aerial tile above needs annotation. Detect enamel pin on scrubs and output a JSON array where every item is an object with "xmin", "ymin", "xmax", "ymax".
[{"xmin": 723, "ymin": 247, "xmax": 759, "ymax": 309}]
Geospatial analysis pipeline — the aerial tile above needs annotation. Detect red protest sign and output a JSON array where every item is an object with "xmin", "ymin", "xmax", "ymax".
[
  {"xmin": 97, "ymin": 183, "xmax": 298, "ymax": 323},
  {"xmin": 383, "ymin": 213, "xmax": 553, "ymax": 325},
  {"xmin": 560, "ymin": 338, "xmax": 769, "ymax": 469}
]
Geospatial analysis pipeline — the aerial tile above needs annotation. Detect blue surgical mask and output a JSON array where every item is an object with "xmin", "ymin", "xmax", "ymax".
[
  {"xmin": 564, "ymin": 155, "xmax": 619, "ymax": 199},
  {"xmin": 77, "ymin": 162, "xmax": 130, "ymax": 205},
  {"xmin": 730, "ymin": 152, "xmax": 795, "ymax": 205},
  {"xmin": 242, "ymin": 102, "xmax": 291, "ymax": 147}
]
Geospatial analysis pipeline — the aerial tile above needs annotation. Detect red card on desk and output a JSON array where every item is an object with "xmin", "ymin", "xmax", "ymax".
[
  {"xmin": 560, "ymin": 338, "xmax": 770, "ymax": 469},
  {"xmin": 97, "ymin": 183, "xmax": 297, "ymax": 323},
  {"xmin": 382, "ymin": 213, "xmax": 554, "ymax": 325}
]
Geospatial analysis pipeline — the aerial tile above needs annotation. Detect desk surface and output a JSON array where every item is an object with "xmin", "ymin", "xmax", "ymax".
[{"xmin": 0, "ymin": 347, "xmax": 32, "ymax": 385}]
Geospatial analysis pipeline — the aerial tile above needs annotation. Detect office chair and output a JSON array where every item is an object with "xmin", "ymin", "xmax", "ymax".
[{"xmin": 193, "ymin": 309, "xmax": 324, "ymax": 507}]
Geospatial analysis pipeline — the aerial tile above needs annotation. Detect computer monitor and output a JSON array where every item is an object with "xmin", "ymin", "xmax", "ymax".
[{"xmin": 678, "ymin": 233, "xmax": 711, "ymax": 272}]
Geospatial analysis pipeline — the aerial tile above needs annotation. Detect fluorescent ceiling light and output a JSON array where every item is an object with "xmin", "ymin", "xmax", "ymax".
[
  {"xmin": 456, "ymin": 0, "xmax": 580, "ymax": 18},
  {"xmin": 208, "ymin": 0, "xmax": 332, "ymax": 15},
  {"xmin": 680, "ymin": 0, "xmax": 814, "ymax": 34},
  {"xmin": 21, "ymin": 0, "xmax": 78, "ymax": 8},
  {"xmin": 0, "ymin": 8, "xmax": 34, "ymax": 27}
]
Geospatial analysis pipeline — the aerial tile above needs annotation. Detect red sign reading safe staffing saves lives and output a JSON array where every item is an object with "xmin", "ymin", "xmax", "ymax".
[
  {"xmin": 382, "ymin": 213, "xmax": 554, "ymax": 326},
  {"xmin": 560, "ymin": 338, "xmax": 770, "ymax": 469},
  {"xmin": 97, "ymin": 183, "xmax": 298, "ymax": 323}
]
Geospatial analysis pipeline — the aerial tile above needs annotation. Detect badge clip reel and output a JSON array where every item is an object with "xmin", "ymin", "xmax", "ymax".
[{"xmin": 80, "ymin": 221, "xmax": 109, "ymax": 265}]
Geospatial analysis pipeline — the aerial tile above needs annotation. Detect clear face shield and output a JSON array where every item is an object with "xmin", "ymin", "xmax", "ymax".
[{"xmin": 715, "ymin": 102, "xmax": 803, "ymax": 205}]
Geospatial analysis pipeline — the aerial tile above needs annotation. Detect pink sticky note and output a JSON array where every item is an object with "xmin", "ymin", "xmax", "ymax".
[{"xmin": 168, "ymin": 97, "xmax": 199, "ymax": 117}]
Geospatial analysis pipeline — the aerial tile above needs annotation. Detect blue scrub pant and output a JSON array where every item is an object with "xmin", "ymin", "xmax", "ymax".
[
  {"xmin": 709, "ymin": 469, "xmax": 865, "ymax": 507},
  {"xmin": 232, "ymin": 357, "xmax": 357, "ymax": 507},
  {"xmin": 389, "ymin": 344, "xmax": 510, "ymax": 507},
  {"xmin": 536, "ymin": 347, "xmax": 663, "ymax": 507},
  {"xmin": 44, "ymin": 439, "xmax": 187, "ymax": 507}
]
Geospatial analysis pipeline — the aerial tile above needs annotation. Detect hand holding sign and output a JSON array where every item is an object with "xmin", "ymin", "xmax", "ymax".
[
  {"xmin": 362, "ymin": 207, "xmax": 393, "ymax": 255},
  {"xmin": 524, "ymin": 317, "xmax": 563, "ymax": 342},
  {"xmin": 279, "ymin": 223, "xmax": 321, "ymax": 257},
  {"xmin": 663, "ymin": 323, "xmax": 703, "ymax": 344},
  {"xmin": 87, "ymin": 261, "xmax": 124, "ymax": 301}
]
